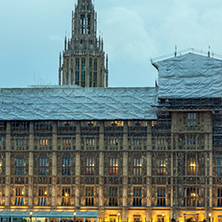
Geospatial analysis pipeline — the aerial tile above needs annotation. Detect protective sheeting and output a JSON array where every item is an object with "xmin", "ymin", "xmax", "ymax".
[
  {"xmin": 156, "ymin": 53, "xmax": 222, "ymax": 98},
  {"xmin": 0, "ymin": 210, "xmax": 98, "ymax": 218},
  {"xmin": 0, "ymin": 87, "xmax": 157, "ymax": 121}
]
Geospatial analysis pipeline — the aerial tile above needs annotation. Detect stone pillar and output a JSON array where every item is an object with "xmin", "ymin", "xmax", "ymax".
[
  {"xmin": 28, "ymin": 122, "xmax": 34, "ymax": 206},
  {"xmin": 52, "ymin": 122, "xmax": 58, "ymax": 207},
  {"xmin": 99, "ymin": 122, "xmax": 104, "ymax": 206},
  {"xmin": 75, "ymin": 121, "xmax": 81, "ymax": 207},
  {"xmin": 122, "ymin": 121, "xmax": 128, "ymax": 222},
  {"xmin": 5, "ymin": 122, "xmax": 11, "ymax": 206}
]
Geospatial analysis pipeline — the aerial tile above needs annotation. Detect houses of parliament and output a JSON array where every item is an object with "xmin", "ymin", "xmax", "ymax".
[{"xmin": 0, "ymin": 1, "xmax": 222, "ymax": 222}]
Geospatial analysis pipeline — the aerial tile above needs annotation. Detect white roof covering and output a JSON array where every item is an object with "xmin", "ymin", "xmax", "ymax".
[
  {"xmin": 156, "ymin": 53, "xmax": 222, "ymax": 98},
  {"xmin": 0, "ymin": 210, "xmax": 98, "ymax": 218},
  {"xmin": 0, "ymin": 87, "xmax": 157, "ymax": 121}
]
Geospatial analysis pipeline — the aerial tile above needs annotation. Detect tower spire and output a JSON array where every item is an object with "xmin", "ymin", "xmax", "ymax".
[{"xmin": 58, "ymin": 0, "xmax": 108, "ymax": 88}]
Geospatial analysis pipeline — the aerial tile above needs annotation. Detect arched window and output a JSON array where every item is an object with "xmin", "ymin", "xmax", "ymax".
[
  {"xmin": 81, "ymin": 58, "xmax": 86, "ymax": 87},
  {"xmin": 93, "ymin": 58, "xmax": 97, "ymax": 87},
  {"xmin": 80, "ymin": 14, "xmax": 86, "ymax": 34},
  {"xmin": 75, "ymin": 58, "xmax": 80, "ymax": 85},
  {"xmin": 87, "ymin": 15, "xmax": 91, "ymax": 34},
  {"xmin": 89, "ymin": 58, "xmax": 92, "ymax": 87}
]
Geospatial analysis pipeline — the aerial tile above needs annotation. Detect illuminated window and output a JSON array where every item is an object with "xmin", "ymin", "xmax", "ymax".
[
  {"xmin": 133, "ymin": 187, "xmax": 142, "ymax": 206},
  {"xmin": 109, "ymin": 158, "xmax": 118, "ymax": 175},
  {"xmin": 188, "ymin": 113, "xmax": 196, "ymax": 127},
  {"xmin": 85, "ymin": 187, "xmax": 94, "ymax": 206},
  {"xmin": 86, "ymin": 139, "xmax": 95, "ymax": 146},
  {"xmin": 157, "ymin": 188, "xmax": 166, "ymax": 206},
  {"xmin": 16, "ymin": 156, "xmax": 25, "ymax": 176},
  {"xmin": 133, "ymin": 157, "xmax": 143, "ymax": 176},
  {"xmin": 15, "ymin": 187, "xmax": 24, "ymax": 206},
  {"xmin": 62, "ymin": 156, "xmax": 71, "ymax": 176},
  {"xmin": 187, "ymin": 154, "xmax": 199, "ymax": 175},
  {"xmin": 86, "ymin": 157, "xmax": 95, "ymax": 175},
  {"xmin": 39, "ymin": 156, "xmax": 48, "ymax": 176},
  {"xmin": 39, "ymin": 139, "xmax": 48, "ymax": 146},
  {"xmin": 157, "ymin": 157, "xmax": 166, "ymax": 175},
  {"xmin": 109, "ymin": 139, "xmax": 118, "ymax": 146},
  {"xmin": 184, "ymin": 187, "xmax": 199, "ymax": 207},
  {"xmin": 63, "ymin": 138, "xmax": 71, "ymax": 146},
  {"xmin": 61, "ymin": 187, "xmax": 70, "ymax": 206},
  {"xmin": 38, "ymin": 187, "xmax": 47, "ymax": 206},
  {"xmin": 218, "ymin": 188, "xmax": 222, "ymax": 206},
  {"xmin": 109, "ymin": 187, "xmax": 118, "ymax": 206}
]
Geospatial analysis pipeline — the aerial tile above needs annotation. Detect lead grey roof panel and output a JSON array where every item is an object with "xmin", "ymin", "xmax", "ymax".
[
  {"xmin": 0, "ymin": 87, "xmax": 157, "ymax": 121},
  {"xmin": 157, "ymin": 53, "xmax": 222, "ymax": 98}
]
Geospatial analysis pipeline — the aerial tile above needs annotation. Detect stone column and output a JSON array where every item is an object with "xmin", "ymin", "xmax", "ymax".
[
  {"xmin": 99, "ymin": 122, "xmax": 104, "ymax": 206},
  {"xmin": 5, "ymin": 122, "xmax": 11, "ymax": 207},
  {"xmin": 52, "ymin": 122, "xmax": 58, "ymax": 207},
  {"xmin": 75, "ymin": 121, "xmax": 81, "ymax": 207},
  {"xmin": 28, "ymin": 122, "xmax": 34, "ymax": 206}
]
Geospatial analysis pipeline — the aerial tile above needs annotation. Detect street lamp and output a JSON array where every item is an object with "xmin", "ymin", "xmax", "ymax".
[
  {"xmin": 209, "ymin": 213, "xmax": 212, "ymax": 222},
  {"xmin": 117, "ymin": 213, "xmax": 120, "ymax": 222},
  {"xmin": 162, "ymin": 213, "xmax": 165, "ymax": 222},
  {"xmin": 29, "ymin": 212, "xmax": 33, "ymax": 222},
  {"xmin": 73, "ymin": 212, "xmax": 77, "ymax": 222}
]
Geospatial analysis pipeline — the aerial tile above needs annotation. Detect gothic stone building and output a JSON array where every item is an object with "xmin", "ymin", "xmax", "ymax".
[
  {"xmin": 1, "ymin": 0, "xmax": 222, "ymax": 222},
  {"xmin": 0, "ymin": 52, "xmax": 222, "ymax": 222}
]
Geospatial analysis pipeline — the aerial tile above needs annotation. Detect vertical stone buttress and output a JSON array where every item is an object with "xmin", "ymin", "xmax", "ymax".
[
  {"xmin": 99, "ymin": 122, "xmax": 104, "ymax": 207},
  {"xmin": 28, "ymin": 122, "xmax": 34, "ymax": 206},
  {"xmin": 146, "ymin": 121, "xmax": 152, "ymax": 221},
  {"xmin": 122, "ymin": 121, "xmax": 128, "ymax": 222},
  {"xmin": 75, "ymin": 121, "xmax": 81, "ymax": 207},
  {"xmin": 5, "ymin": 122, "xmax": 11, "ymax": 207},
  {"xmin": 52, "ymin": 121, "xmax": 58, "ymax": 206}
]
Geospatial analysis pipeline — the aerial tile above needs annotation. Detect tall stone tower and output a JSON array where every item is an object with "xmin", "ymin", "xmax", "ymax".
[{"xmin": 59, "ymin": 0, "xmax": 108, "ymax": 87}]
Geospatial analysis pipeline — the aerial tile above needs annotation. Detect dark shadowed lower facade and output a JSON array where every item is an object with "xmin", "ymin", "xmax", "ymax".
[{"xmin": 0, "ymin": 52, "xmax": 222, "ymax": 222}]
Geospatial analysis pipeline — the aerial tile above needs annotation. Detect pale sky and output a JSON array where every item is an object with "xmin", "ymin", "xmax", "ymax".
[{"xmin": 0, "ymin": 0, "xmax": 222, "ymax": 88}]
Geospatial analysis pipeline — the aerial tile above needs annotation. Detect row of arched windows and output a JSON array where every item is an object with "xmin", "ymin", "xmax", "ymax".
[{"xmin": 80, "ymin": 14, "xmax": 91, "ymax": 35}]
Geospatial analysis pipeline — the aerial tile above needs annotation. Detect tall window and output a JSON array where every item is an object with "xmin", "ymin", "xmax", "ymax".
[
  {"xmin": 87, "ymin": 15, "xmax": 91, "ymax": 34},
  {"xmin": 109, "ymin": 187, "xmax": 118, "ymax": 206},
  {"xmin": 89, "ymin": 58, "xmax": 92, "ymax": 87},
  {"xmin": 218, "ymin": 158, "xmax": 222, "ymax": 176},
  {"xmin": 184, "ymin": 187, "xmax": 199, "ymax": 207},
  {"xmin": 157, "ymin": 188, "xmax": 166, "ymax": 206},
  {"xmin": 81, "ymin": 58, "xmax": 86, "ymax": 87},
  {"xmin": 157, "ymin": 157, "xmax": 166, "ymax": 175},
  {"xmin": 80, "ymin": 14, "xmax": 86, "ymax": 34},
  {"xmin": 93, "ymin": 59, "xmax": 97, "ymax": 87},
  {"xmin": 38, "ymin": 187, "xmax": 47, "ymax": 206},
  {"xmin": 187, "ymin": 154, "xmax": 199, "ymax": 175},
  {"xmin": 62, "ymin": 156, "xmax": 71, "ymax": 176},
  {"xmin": 16, "ymin": 139, "xmax": 25, "ymax": 147},
  {"xmin": 75, "ymin": 58, "xmax": 80, "ymax": 85},
  {"xmin": 133, "ymin": 157, "xmax": 143, "ymax": 176},
  {"xmin": 61, "ymin": 187, "xmax": 70, "ymax": 206},
  {"xmin": 109, "ymin": 158, "xmax": 118, "ymax": 175},
  {"xmin": 39, "ymin": 156, "xmax": 47, "ymax": 176},
  {"xmin": 188, "ymin": 113, "xmax": 196, "ymax": 127},
  {"xmin": 85, "ymin": 187, "xmax": 94, "ymax": 206},
  {"xmin": 218, "ymin": 188, "xmax": 222, "ymax": 206},
  {"xmin": 86, "ymin": 157, "xmax": 95, "ymax": 175},
  {"xmin": 15, "ymin": 187, "xmax": 24, "ymax": 206},
  {"xmin": 133, "ymin": 187, "xmax": 142, "ymax": 206},
  {"xmin": 16, "ymin": 156, "xmax": 25, "ymax": 176},
  {"xmin": 39, "ymin": 139, "xmax": 48, "ymax": 146}
]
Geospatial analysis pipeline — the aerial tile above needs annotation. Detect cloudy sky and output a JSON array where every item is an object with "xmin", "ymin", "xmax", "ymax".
[{"xmin": 0, "ymin": 0, "xmax": 222, "ymax": 88}]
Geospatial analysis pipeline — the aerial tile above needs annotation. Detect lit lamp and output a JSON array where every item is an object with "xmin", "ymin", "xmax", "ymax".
[
  {"xmin": 29, "ymin": 212, "xmax": 33, "ymax": 222},
  {"xmin": 73, "ymin": 212, "xmax": 77, "ymax": 222},
  {"xmin": 209, "ymin": 213, "xmax": 212, "ymax": 222},
  {"xmin": 162, "ymin": 213, "xmax": 165, "ymax": 222},
  {"xmin": 117, "ymin": 213, "xmax": 120, "ymax": 222}
]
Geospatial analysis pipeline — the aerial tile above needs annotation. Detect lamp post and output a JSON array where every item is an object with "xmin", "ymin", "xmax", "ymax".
[
  {"xmin": 29, "ymin": 212, "xmax": 33, "ymax": 222},
  {"xmin": 73, "ymin": 212, "xmax": 76, "ymax": 222},
  {"xmin": 162, "ymin": 213, "xmax": 165, "ymax": 222},
  {"xmin": 209, "ymin": 213, "xmax": 212, "ymax": 222},
  {"xmin": 117, "ymin": 213, "xmax": 120, "ymax": 222}
]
